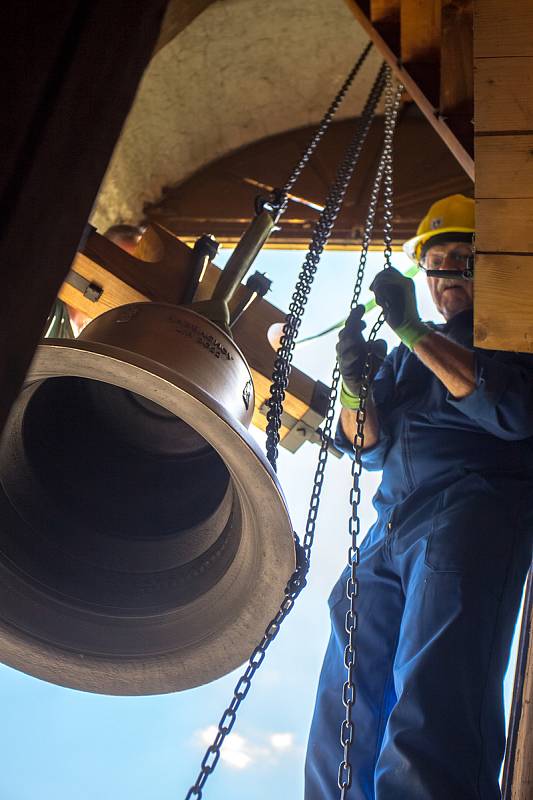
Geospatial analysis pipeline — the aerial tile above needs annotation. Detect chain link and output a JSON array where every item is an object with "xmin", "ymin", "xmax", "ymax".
[
  {"xmin": 275, "ymin": 42, "xmax": 373, "ymax": 213},
  {"xmin": 338, "ymin": 68, "xmax": 403, "ymax": 798},
  {"xmin": 184, "ymin": 62, "xmax": 404, "ymax": 800},
  {"xmin": 265, "ymin": 62, "xmax": 388, "ymax": 472},
  {"xmin": 184, "ymin": 59, "xmax": 388, "ymax": 800}
]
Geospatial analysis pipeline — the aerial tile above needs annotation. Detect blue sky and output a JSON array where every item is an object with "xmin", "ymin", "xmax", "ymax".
[{"xmin": 0, "ymin": 247, "xmax": 521, "ymax": 799}]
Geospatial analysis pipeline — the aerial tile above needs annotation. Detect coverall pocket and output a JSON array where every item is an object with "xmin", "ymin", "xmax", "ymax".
[{"xmin": 424, "ymin": 473, "xmax": 515, "ymax": 590}]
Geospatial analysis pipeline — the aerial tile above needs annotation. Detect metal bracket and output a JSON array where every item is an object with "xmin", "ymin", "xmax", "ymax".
[
  {"xmin": 65, "ymin": 270, "xmax": 103, "ymax": 302},
  {"xmin": 259, "ymin": 380, "xmax": 343, "ymax": 457}
]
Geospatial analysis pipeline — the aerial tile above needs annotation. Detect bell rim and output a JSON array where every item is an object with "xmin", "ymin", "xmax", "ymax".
[{"xmin": 0, "ymin": 339, "xmax": 295, "ymax": 695}]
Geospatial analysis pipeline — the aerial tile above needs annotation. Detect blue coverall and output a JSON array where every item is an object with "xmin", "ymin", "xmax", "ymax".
[{"xmin": 305, "ymin": 309, "xmax": 533, "ymax": 800}]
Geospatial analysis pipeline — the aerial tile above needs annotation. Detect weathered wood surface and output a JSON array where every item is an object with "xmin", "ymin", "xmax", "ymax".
[
  {"xmin": 440, "ymin": 0, "xmax": 473, "ymax": 115},
  {"xmin": 342, "ymin": 0, "xmax": 474, "ymax": 178},
  {"xmin": 475, "ymin": 0, "xmax": 533, "ymax": 58},
  {"xmin": 400, "ymin": 0, "xmax": 441, "ymax": 65},
  {"xmin": 474, "ymin": 255, "xmax": 533, "ymax": 352},
  {"xmin": 476, "ymin": 199, "xmax": 533, "ymax": 254},
  {"xmin": 475, "ymin": 57, "xmax": 533, "ymax": 132},
  {"xmin": 474, "ymin": 4, "xmax": 533, "ymax": 790},
  {"xmin": 370, "ymin": 0, "xmax": 400, "ymax": 22},
  {"xmin": 0, "ymin": 1, "xmax": 168, "ymax": 440},
  {"xmin": 511, "ymin": 604, "xmax": 533, "ymax": 798},
  {"xmin": 475, "ymin": 135, "xmax": 533, "ymax": 200}
]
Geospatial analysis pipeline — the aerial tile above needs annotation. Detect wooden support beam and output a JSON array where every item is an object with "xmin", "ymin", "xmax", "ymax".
[
  {"xmin": 370, "ymin": 0, "xmax": 401, "ymax": 51},
  {"xmin": 476, "ymin": 199, "xmax": 533, "ymax": 254},
  {"xmin": 400, "ymin": 0, "xmax": 441, "ymax": 105},
  {"xmin": 401, "ymin": 0, "xmax": 441, "ymax": 63},
  {"xmin": 475, "ymin": 0, "xmax": 533, "ymax": 58},
  {"xmin": 370, "ymin": 0, "xmax": 400, "ymax": 23},
  {"xmin": 440, "ymin": 0, "xmax": 473, "ymax": 116},
  {"xmin": 502, "ymin": 573, "xmax": 533, "ymax": 799},
  {"xmin": 474, "ymin": 254, "xmax": 533, "ymax": 352},
  {"xmin": 342, "ymin": 0, "xmax": 474, "ymax": 179},
  {"xmin": 475, "ymin": 135, "xmax": 533, "ymax": 200},
  {"xmin": 475, "ymin": 57, "xmax": 533, "ymax": 133}
]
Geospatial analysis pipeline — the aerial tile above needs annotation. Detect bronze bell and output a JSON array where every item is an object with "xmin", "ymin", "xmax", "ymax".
[{"xmin": 0, "ymin": 292, "xmax": 295, "ymax": 695}]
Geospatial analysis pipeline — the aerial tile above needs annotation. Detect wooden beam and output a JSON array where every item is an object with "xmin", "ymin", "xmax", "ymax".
[
  {"xmin": 474, "ymin": 254, "xmax": 533, "ymax": 352},
  {"xmin": 0, "ymin": 0, "xmax": 168, "ymax": 442},
  {"xmin": 370, "ymin": 0, "xmax": 401, "ymax": 51},
  {"xmin": 440, "ymin": 0, "xmax": 473, "ymax": 116},
  {"xmin": 401, "ymin": 0, "xmax": 441, "ymax": 64},
  {"xmin": 508, "ymin": 596, "xmax": 533, "ymax": 798},
  {"xmin": 476, "ymin": 199, "xmax": 533, "ymax": 254},
  {"xmin": 475, "ymin": 0, "xmax": 533, "ymax": 58},
  {"xmin": 475, "ymin": 57, "xmax": 533, "ymax": 133},
  {"xmin": 370, "ymin": 0, "xmax": 400, "ymax": 23},
  {"xmin": 502, "ymin": 573, "xmax": 533, "ymax": 799},
  {"xmin": 475, "ymin": 135, "xmax": 533, "ymax": 199},
  {"xmin": 342, "ymin": 0, "xmax": 474, "ymax": 179}
]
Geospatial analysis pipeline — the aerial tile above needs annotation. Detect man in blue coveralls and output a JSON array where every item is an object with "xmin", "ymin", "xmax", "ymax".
[{"xmin": 305, "ymin": 194, "xmax": 533, "ymax": 799}]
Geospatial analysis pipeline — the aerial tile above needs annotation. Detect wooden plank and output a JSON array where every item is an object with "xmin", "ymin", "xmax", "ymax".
[
  {"xmin": 475, "ymin": 135, "xmax": 533, "ymax": 199},
  {"xmin": 440, "ymin": 0, "xmax": 473, "ymax": 115},
  {"xmin": 0, "ymin": 0, "xmax": 168, "ymax": 442},
  {"xmin": 342, "ymin": 0, "xmax": 474, "ymax": 178},
  {"xmin": 474, "ymin": 254, "xmax": 533, "ymax": 352},
  {"xmin": 475, "ymin": 57, "xmax": 533, "ymax": 133},
  {"xmin": 401, "ymin": 0, "xmax": 442, "ymax": 106},
  {"xmin": 401, "ymin": 0, "xmax": 442, "ymax": 64},
  {"xmin": 475, "ymin": 0, "xmax": 533, "ymax": 59},
  {"xmin": 370, "ymin": 0, "xmax": 401, "ymax": 51},
  {"xmin": 370, "ymin": 0, "xmax": 400, "ymax": 22},
  {"xmin": 509, "ymin": 599, "xmax": 533, "ymax": 799},
  {"xmin": 476, "ymin": 199, "xmax": 533, "ymax": 254}
]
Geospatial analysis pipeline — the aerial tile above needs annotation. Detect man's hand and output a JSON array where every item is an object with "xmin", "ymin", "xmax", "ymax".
[
  {"xmin": 337, "ymin": 306, "xmax": 387, "ymax": 409},
  {"xmin": 370, "ymin": 267, "xmax": 429, "ymax": 351}
]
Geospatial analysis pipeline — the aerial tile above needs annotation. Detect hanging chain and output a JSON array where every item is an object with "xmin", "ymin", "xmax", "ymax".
[
  {"xmin": 184, "ymin": 61, "xmax": 388, "ymax": 800},
  {"xmin": 265, "ymin": 61, "xmax": 388, "ymax": 472},
  {"xmin": 338, "ymin": 69, "xmax": 403, "ymax": 798},
  {"xmin": 274, "ymin": 42, "xmax": 372, "ymax": 215},
  {"xmin": 184, "ymin": 365, "xmax": 341, "ymax": 800}
]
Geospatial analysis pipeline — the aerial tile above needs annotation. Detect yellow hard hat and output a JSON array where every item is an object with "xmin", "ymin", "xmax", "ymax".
[{"xmin": 403, "ymin": 194, "xmax": 475, "ymax": 262}]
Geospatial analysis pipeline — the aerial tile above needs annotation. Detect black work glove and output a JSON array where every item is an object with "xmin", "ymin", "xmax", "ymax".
[
  {"xmin": 336, "ymin": 306, "xmax": 387, "ymax": 409},
  {"xmin": 370, "ymin": 267, "xmax": 429, "ymax": 350}
]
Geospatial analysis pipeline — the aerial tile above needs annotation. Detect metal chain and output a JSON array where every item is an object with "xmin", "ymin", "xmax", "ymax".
[
  {"xmin": 338, "ymin": 69, "xmax": 403, "ymax": 798},
  {"xmin": 276, "ymin": 42, "xmax": 373, "ymax": 212},
  {"xmin": 184, "ymin": 367, "xmax": 342, "ymax": 800},
  {"xmin": 184, "ymin": 61, "xmax": 388, "ymax": 800},
  {"xmin": 265, "ymin": 61, "xmax": 388, "ymax": 472}
]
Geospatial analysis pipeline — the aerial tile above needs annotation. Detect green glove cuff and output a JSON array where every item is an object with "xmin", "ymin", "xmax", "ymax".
[
  {"xmin": 340, "ymin": 382, "xmax": 362, "ymax": 410},
  {"xmin": 395, "ymin": 320, "xmax": 430, "ymax": 351}
]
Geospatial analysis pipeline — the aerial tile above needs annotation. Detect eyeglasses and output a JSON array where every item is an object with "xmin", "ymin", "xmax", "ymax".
[{"xmin": 419, "ymin": 249, "xmax": 473, "ymax": 272}]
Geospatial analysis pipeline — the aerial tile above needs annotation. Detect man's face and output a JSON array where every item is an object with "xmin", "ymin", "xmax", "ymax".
[{"xmin": 423, "ymin": 240, "xmax": 473, "ymax": 321}]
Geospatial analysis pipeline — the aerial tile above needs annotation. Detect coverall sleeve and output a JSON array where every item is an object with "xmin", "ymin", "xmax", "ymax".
[
  {"xmin": 447, "ymin": 350, "xmax": 533, "ymax": 441},
  {"xmin": 334, "ymin": 349, "xmax": 397, "ymax": 469}
]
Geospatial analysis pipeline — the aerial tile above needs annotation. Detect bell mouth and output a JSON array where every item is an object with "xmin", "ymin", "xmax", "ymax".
[
  {"xmin": 0, "ymin": 376, "xmax": 240, "ymax": 613},
  {"xmin": 0, "ymin": 338, "xmax": 295, "ymax": 695}
]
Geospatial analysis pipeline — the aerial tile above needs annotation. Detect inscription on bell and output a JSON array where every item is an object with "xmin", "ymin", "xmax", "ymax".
[{"xmin": 171, "ymin": 317, "xmax": 234, "ymax": 361}]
